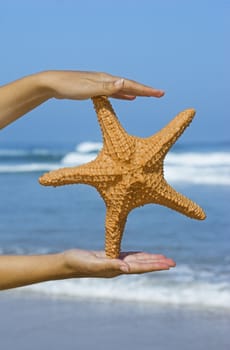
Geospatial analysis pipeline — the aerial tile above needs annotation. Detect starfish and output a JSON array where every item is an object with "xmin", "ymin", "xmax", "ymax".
[{"xmin": 39, "ymin": 96, "xmax": 206, "ymax": 258}]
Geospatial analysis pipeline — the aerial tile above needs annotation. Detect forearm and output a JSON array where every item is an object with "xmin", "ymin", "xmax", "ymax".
[
  {"xmin": 0, "ymin": 70, "xmax": 165, "ymax": 130},
  {"xmin": 0, "ymin": 72, "xmax": 52, "ymax": 129},
  {"xmin": 0, "ymin": 253, "xmax": 69, "ymax": 290}
]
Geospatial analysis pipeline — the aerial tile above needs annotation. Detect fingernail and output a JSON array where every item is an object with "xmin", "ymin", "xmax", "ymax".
[{"xmin": 114, "ymin": 79, "xmax": 124, "ymax": 88}]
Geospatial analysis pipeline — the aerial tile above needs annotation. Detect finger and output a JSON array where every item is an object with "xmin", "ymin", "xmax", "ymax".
[
  {"xmin": 131, "ymin": 252, "xmax": 167, "ymax": 259},
  {"xmin": 126, "ymin": 261, "xmax": 171, "ymax": 274},
  {"xmin": 102, "ymin": 73, "xmax": 165, "ymax": 97},
  {"xmin": 128, "ymin": 257, "xmax": 175, "ymax": 267},
  {"xmin": 119, "ymin": 79, "xmax": 165, "ymax": 98},
  {"xmin": 121, "ymin": 252, "xmax": 176, "ymax": 270},
  {"xmin": 121, "ymin": 251, "xmax": 167, "ymax": 261},
  {"xmin": 110, "ymin": 94, "xmax": 136, "ymax": 100},
  {"xmin": 163, "ymin": 258, "xmax": 176, "ymax": 267},
  {"xmin": 100, "ymin": 78, "xmax": 125, "ymax": 95},
  {"xmin": 99, "ymin": 256, "xmax": 130, "ymax": 273},
  {"xmin": 97, "ymin": 78, "xmax": 164, "ymax": 98},
  {"xmin": 128, "ymin": 255, "xmax": 176, "ymax": 267}
]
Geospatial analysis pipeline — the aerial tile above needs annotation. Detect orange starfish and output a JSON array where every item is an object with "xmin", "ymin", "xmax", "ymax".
[{"xmin": 39, "ymin": 96, "xmax": 206, "ymax": 258}]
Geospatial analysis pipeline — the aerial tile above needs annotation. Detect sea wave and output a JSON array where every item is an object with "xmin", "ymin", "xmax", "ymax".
[
  {"xmin": 0, "ymin": 142, "xmax": 229, "ymax": 185},
  {"xmin": 75, "ymin": 141, "xmax": 102, "ymax": 153},
  {"xmin": 0, "ymin": 149, "xmax": 30, "ymax": 156},
  {"xmin": 166, "ymin": 152, "xmax": 230, "ymax": 166},
  {"xmin": 0, "ymin": 148, "xmax": 60, "ymax": 157},
  {"xmin": 20, "ymin": 271, "xmax": 230, "ymax": 310},
  {"xmin": 61, "ymin": 141, "xmax": 102, "ymax": 164},
  {"xmin": 0, "ymin": 163, "xmax": 60, "ymax": 173}
]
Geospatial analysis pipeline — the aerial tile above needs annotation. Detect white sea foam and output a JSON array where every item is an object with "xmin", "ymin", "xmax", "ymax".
[
  {"xmin": 61, "ymin": 149, "xmax": 230, "ymax": 185},
  {"xmin": 61, "ymin": 152, "xmax": 97, "ymax": 165},
  {"xmin": 164, "ymin": 165, "xmax": 230, "ymax": 185},
  {"xmin": 18, "ymin": 264, "xmax": 230, "ymax": 310},
  {"xmin": 61, "ymin": 141, "xmax": 101, "ymax": 164},
  {"xmin": 75, "ymin": 141, "xmax": 102, "ymax": 153},
  {"xmin": 165, "ymin": 152, "xmax": 230, "ymax": 166},
  {"xmin": 0, "ymin": 142, "xmax": 229, "ymax": 185},
  {"xmin": 0, "ymin": 148, "xmax": 53, "ymax": 157},
  {"xmin": 21, "ymin": 273, "xmax": 230, "ymax": 310},
  {"xmin": 0, "ymin": 149, "xmax": 29, "ymax": 156},
  {"xmin": 0, "ymin": 163, "xmax": 59, "ymax": 173}
]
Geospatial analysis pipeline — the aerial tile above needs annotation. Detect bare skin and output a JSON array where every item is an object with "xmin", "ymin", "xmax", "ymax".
[
  {"xmin": 0, "ymin": 70, "xmax": 164, "ymax": 129},
  {"xmin": 0, "ymin": 70, "xmax": 175, "ymax": 291},
  {"xmin": 0, "ymin": 250, "xmax": 175, "ymax": 290}
]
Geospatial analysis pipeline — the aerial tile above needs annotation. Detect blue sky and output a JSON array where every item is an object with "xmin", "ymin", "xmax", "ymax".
[{"xmin": 0, "ymin": 0, "xmax": 228, "ymax": 145}]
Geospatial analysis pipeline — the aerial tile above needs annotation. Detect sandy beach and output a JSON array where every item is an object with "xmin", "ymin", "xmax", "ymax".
[
  {"xmin": 0, "ymin": 141, "xmax": 229, "ymax": 350},
  {"xmin": 0, "ymin": 291, "xmax": 229, "ymax": 350}
]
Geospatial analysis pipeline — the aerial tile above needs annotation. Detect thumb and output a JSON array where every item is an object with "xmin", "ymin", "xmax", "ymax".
[
  {"xmin": 102, "ymin": 78, "xmax": 124, "ymax": 94},
  {"xmin": 107, "ymin": 258, "xmax": 129, "ymax": 273}
]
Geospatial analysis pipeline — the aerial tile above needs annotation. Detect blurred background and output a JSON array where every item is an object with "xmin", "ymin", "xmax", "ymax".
[
  {"xmin": 0, "ymin": 0, "xmax": 229, "ymax": 311},
  {"xmin": 0, "ymin": 0, "xmax": 228, "ymax": 144}
]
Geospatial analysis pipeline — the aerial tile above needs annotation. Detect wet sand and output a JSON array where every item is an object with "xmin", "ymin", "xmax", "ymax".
[{"xmin": 0, "ymin": 291, "xmax": 229, "ymax": 350}]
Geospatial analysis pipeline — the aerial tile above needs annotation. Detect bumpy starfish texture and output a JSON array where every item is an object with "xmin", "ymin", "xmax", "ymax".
[{"xmin": 39, "ymin": 96, "xmax": 206, "ymax": 258}]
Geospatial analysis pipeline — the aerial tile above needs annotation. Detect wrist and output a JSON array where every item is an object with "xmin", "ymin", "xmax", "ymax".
[
  {"xmin": 33, "ymin": 70, "xmax": 58, "ymax": 99},
  {"xmin": 57, "ymin": 251, "xmax": 77, "ymax": 279}
]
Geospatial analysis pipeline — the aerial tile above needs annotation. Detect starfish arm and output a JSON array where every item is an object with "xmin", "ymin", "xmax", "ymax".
[
  {"xmin": 104, "ymin": 204, "xmax": 128, "ymax": 258},
  {"xmin": 152, "ymin": 180, "xmax": 206, "ymax": 220},
  {"xmin": 146, "ymin": 109, "xmax": 196, "ymax": 166},
  {"xmin": 39, "ymin": 160, "xmax": 121, "ymax": 187},
  {"xmin": 92, "ymin": 96, "xmax": 135, "ymax": 162}
]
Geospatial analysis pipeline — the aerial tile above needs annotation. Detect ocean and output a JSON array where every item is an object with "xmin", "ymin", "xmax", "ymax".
[{"xmin": 0, "ymin": 140, "xmax": 229, "ymax": 311}]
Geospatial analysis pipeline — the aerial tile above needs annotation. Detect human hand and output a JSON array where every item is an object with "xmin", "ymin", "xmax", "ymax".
[
  {"xmin": 0, "ymin": 70, "xmax": 164, "ymax": 129},
  {"xmin": 41, "ymin": 70, "xmax": 165, "ymax": 101},
  {"xmin": 62, "ymin": 249, "xmax": 176, "ymax": 278},
  {"xmin": 0, "ymin": 250, "xmax": 175, "ymax": 290}
]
